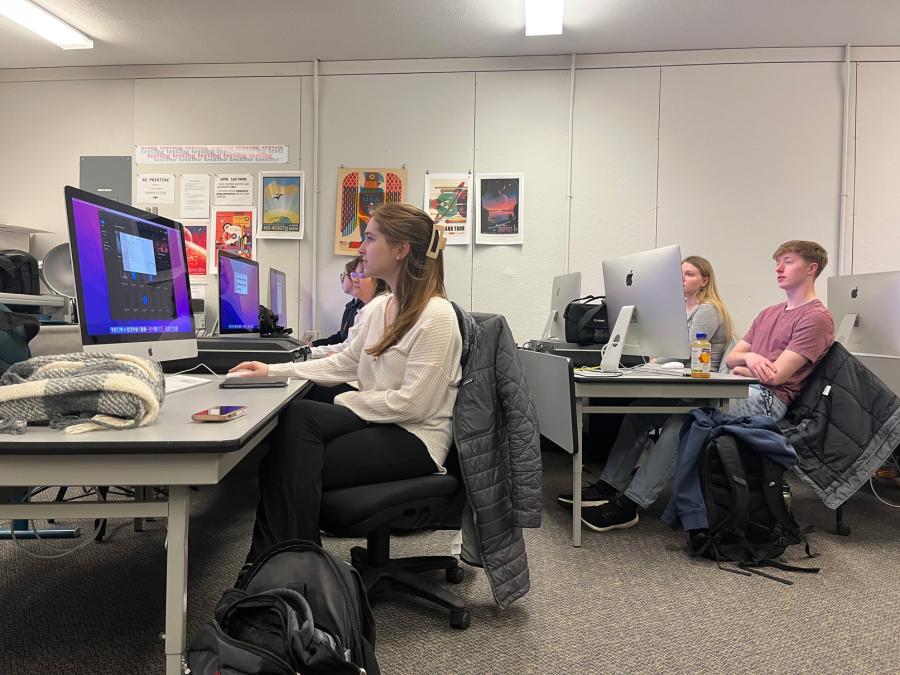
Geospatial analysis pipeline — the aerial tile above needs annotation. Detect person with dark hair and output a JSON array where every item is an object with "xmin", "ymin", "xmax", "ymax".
[
  {"xmin": 309, "ymin": 256, "xmax": 389, "ymax": 359},
  {"xmin": 232, "ymin": 203, "xmax": 460, "ymax": 561},
  {"xmin": 310, "ymin": 257, "xmax": 362, "ymax": 349}
]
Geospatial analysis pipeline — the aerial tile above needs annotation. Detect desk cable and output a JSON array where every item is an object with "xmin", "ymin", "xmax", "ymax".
[
  {"xmin": 869, "ymin": 455, "xmax": 900, "ymax": 509},
  {"xmin": 169, "ymin": 362, "xmax": 224, "ymax": 379},
  {"xmin": 7, "ymin": 487, "xmax": 107, "ymax": 560}
]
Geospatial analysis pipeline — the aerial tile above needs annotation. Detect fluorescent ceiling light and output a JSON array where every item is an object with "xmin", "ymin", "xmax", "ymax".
[
  {"xmin": 0, "ymin": 0, "xmax": 93, "ymax": 49},
  {"xmin": 525, "ymin": 0, "xmax": 564, "ymax": 36}
]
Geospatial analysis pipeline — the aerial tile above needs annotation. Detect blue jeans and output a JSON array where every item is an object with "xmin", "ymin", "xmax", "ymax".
[
  {"xmin": 728, "ymin": 384, "xmax": 788, "ymax": 420},
  {"xmin": 598, "ymin": 387, "xmax": 787, "ymax": 509},
  {"xmin": 599, "ymin": 407, "xmax": 683, "ymax": 510}
]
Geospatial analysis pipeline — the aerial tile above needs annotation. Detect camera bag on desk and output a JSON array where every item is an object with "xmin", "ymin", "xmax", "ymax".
[
  {"xmin": 563, "ymin": 295, "xmax": 609, "ymax": 345},
  {"xmin": 187, "ymin": 539, "xmax": 378, "ymax": 675}
]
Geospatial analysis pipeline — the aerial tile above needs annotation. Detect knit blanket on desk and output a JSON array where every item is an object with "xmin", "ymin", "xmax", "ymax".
[{"xmin": 0, "ymin": 353, "xmax": 165, "ymax": 435}]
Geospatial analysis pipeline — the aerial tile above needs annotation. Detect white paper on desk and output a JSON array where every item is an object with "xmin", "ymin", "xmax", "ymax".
[
  {"xmin": 214, "ymin": 173, "xmax": 253, "ymax": 206},
  {"xmin": 180, "ymin": 173, "xmax": 210, "ymax": 218},
  {"xmin": 137, "ymin": 173, "xmax": 175, "ymax": 205}
]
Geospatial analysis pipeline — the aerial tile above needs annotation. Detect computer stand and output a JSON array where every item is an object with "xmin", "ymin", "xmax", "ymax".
[
  {"xmin": 541, "ymin": 310, "xmax": 559, "ymax": 341},
  {"xmin": 600, "ymin": 305, "xmax": 635, "ymax": 373}
]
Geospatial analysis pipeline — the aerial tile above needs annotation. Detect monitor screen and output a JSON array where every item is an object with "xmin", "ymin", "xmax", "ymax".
[
  {"xmin": 65, "ymin": 186, "xmax": 195, "ymax": 348},
  {"xmin": 219, "ymin": 252, "xmax": 260, "ymax": 334},
  {"xmin": 269, "ymin": 268, "xmax": 287, "ymax": 326}
]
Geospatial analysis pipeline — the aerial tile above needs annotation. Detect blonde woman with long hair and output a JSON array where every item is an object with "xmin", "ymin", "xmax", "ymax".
[
  {"xmin": 559, "ymin": 255, "xmax": 735, "ymax": 534},
  {"xmin": 232, "ymin": 203, "xmax": 461, "ymax": 561}
]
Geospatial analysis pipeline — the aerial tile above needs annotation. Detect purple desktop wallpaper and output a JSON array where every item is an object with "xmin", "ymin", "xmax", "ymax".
[
  {"xmin": 219, "ymin": 255, "xmax": 260, "ymax": 332},
  {"xmin": 71, "ymin": 197, "xmax": 193, "ymax": 338}
]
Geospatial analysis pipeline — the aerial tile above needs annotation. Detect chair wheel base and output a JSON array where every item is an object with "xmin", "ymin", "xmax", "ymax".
[
  {"xmin": 445, "ymin": 566, "xmax": 464, "ymax": 584},
  {"xmin": 450, "ymin": 609, "xmax": 471, "ymax": 630}
]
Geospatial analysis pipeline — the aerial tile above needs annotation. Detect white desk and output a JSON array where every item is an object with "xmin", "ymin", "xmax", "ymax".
[
  {"xmin": 570, "ymin": 371, "xmax": 755, "ymax": 546},
  {"xmin": 0, "ymin": 376, "xmax": 310, "ymax": 675},
  {"xmin": 518, "ymin": 349, "xmax": 756, "ymax": 547}
]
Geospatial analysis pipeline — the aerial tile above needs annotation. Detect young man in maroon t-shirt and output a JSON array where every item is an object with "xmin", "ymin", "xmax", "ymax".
[{"xmin": 724, "ymin": 240, "xmax": 835, "ymax": 419}]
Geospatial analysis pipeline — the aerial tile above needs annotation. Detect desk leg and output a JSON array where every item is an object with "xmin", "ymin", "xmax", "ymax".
[
  {"xmin": 164, "ymin": 485, "xmax": 190, "ymax": 675},
  {"xmin": 135, "ymin": 486, "xmax": 148, "ymax": 532},
  {"xmin": 573, "ymin": 398, "xmax": 584, "ymax": 548}
]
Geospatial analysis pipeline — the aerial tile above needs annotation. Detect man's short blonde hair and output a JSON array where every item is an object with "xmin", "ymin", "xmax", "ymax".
[{"xmin": 772, "ymin": 240, "xmax": 828, "ymax": 279}]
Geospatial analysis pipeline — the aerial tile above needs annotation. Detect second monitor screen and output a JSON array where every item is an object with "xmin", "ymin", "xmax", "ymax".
[{"xmin": 219, "ymin": 253, "xmax": 260, "ymax": 333}]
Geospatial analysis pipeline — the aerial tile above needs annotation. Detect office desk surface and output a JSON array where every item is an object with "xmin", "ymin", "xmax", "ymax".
[
  {"xmin": 0, "ymin": 376, "xmax": 310, "ymax": 455},
  {"xmin": 575, "ymin": 371, "xmax": 756, "ymax": 399}
]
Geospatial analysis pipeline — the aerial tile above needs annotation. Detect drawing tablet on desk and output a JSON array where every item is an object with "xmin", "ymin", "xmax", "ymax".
[{"xmin": 219, "ymin": 376, "xmax": 290, "ymax": 389}]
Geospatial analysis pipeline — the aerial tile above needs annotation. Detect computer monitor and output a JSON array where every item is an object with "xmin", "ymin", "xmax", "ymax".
[
  {"xmin": 828, "ymin": 271, "xmax": 900, "ymax": 358},
  {"xmin": 268, "ymin": 268, "xmax": 287, "ymax": 327},
  {"xmin": 600, "ymin": 244, "xmax": 690, "ymax": 372},
  {"xmin": 64, "ymin": 185, "xmax": 198, "ymax": 361},
  {"xmin": 541, "ymin": 272, "xmax": 582, "ymax": 340},
  {"xmin": 218, "ymin": 251, "xmax": 260, "ymax": 335}
]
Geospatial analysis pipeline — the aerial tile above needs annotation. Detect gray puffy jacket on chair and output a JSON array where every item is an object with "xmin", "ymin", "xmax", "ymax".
[
  {"xmin": 778, "ymin": 342, "xmax": 900, "ymax": 508},
  {"xmin": 451, "ymin": 304, "xmax": 542, "ymax": 609}
]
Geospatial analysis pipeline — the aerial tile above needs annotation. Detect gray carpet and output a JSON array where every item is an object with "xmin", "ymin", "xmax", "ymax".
[{"xmin": 2, "ymin": 447, "xmax": 899, "ymax": 674}]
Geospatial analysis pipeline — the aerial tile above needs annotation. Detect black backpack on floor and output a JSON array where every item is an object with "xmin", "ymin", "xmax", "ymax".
[
  {"xmin": 690, "ymin": 435, "xmax": 819, "ymax": 585},
  {"xmin": 0, "ymin": 250, "xmax": 41, "ymax": 314},
  {"xmin": 187, "ymin": 540, "xmax": 378, "ymax": 675}
]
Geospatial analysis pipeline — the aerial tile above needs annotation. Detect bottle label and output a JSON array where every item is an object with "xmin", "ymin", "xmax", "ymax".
[{"xmin": 691, "ymin": 344, "xmax": 711, "ymax": 376}]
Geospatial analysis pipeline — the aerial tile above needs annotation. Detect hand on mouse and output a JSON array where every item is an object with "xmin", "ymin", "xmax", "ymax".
[{"xmin": 229, "ymin": 361, "xmax": 269, "ymax": 377}]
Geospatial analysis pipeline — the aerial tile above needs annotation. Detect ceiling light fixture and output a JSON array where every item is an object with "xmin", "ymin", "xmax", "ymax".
[
  {"xmin": 0, "ymin": 0, "xmax": 93, "ymax": 50},
  {"xmin": 525, "ymin": 0, "xmax": 564, "ymax": 36}
]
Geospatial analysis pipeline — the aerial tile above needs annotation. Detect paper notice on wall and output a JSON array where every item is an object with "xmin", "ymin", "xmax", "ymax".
[
  {"xmin": 214, "ymin": 174, "xmax": 253, "ymax": 206},
  {"xmin": 180, "ymin": 174, "xmax": 210, "ymax": 219},
  {"xmin": 190, "ymin": 283, "xmax": 206, "ymax": 301},
  {"xmin": 136, "ymin": 173, "xmax": 175, "ymax": 205},
  {"xmin": 135, "ymin": 145, "xmax": 289, "ymax": 164}
]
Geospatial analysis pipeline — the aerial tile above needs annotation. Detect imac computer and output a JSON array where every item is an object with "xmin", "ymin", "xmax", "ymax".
[
  {"xmin": 828, "ymin": 271, "xmax": 900, "ymax": 359},
  {"xmin": 65, "ymin": 185, "xmax": 198, "ymax": 362},
  {"xmin": 600, "ymin": 244, "xmax": 690, "ymax": 373},
  {"xmin": 541, "ymin": 271, "xmax": 582, "ymax": 341},
  {"xmin": 269, "ymin": 267, "xmax": 288, "ymax": 328},
  {"xmin": 218, "ymin": 251, "xmax": 260, "ymax": 336}
]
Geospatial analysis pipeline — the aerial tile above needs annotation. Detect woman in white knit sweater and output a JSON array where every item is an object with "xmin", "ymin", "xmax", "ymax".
[{"xmin": 231, "ymin": 203, "xmax": 462, "ymax": 561}]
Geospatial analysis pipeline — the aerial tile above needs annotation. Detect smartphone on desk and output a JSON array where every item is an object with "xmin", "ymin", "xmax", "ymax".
[{"xmin": 191, "ymin": 406, "xmax": 247, "ymax": 423}]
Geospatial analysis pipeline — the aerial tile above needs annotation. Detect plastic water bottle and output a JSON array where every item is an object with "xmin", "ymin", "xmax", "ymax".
[{"xmin": 691, "ymin": 332, "xmax": 711, "ymax": 379}]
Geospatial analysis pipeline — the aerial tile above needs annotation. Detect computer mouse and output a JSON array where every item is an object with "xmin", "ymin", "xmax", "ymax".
[
  {"xmin": 661, "ymin": 361, "xmax": 684, "ymax": 370},
  {"xmin": 224, "ymin": 370, "xmax": 254, "ymax": 378}
]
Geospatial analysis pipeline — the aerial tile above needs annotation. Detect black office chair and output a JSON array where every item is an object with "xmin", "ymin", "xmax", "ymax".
[{"xmin": 319, "ymin": 448, "xmax": 471, "ymax": 629}]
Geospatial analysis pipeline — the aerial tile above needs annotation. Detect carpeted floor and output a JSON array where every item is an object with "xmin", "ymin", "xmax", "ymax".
[{"xmin": 1, "ymin": 447, "xmax": 899, "ymax": 674}]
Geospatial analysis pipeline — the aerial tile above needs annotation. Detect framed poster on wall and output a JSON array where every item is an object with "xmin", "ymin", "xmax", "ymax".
[
  {"xmin": 257, "ymin": 171, "xmax": 304, "ymax": 239},
  {"xmin": 475, "ymin": 173, "xmax": 525, "ymax": 246},
  {"xmin": 334, "ymin": 167, "xmax": 407, "ymax": 256}
]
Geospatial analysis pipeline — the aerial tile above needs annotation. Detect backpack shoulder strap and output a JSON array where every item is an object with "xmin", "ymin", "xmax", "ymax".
[{"xmin": 709, "ymin": 434, "xmax": 750, "ymax": 538}]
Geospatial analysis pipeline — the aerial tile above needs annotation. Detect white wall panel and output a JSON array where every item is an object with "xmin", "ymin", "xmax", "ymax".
[
  {"xmin": 472, "ymin": 70, "xmax": 570, "ymax": 341},
  {"xmin": 0, "ymin": 79, "xmax": 134, "ymax": 259},
  {"xmin": 570, "ymin": 67, "xmax": 660, "ymax": 295},
  {"xmin": 315, "ymin": 72, "xmax": 475, "ymax": 334},
  {"xmin": 852, "ymin": 62, "xmax": 900, "ymax": 275},
  {"xmin": 656, "ymin": 63, "xmax": 843, "ymax": 335}
]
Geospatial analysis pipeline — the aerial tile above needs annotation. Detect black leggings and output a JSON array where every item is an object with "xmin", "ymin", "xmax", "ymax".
[{"xmin": 247, "ymin": 384, "xmax": 437, "ymax": 561}]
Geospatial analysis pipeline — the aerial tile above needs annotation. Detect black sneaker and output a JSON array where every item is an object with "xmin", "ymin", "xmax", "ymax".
[
  {"xmin": 581, "ymin": 495, "xmax": 640, "ymax": 532},
  {"xmin": 557, "ymin": 480, "xmax": 618, "ymax": 509}
]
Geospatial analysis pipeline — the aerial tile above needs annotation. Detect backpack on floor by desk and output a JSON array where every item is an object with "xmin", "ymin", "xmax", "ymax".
[
  {"xmin": 689, "ymin": 435, "xmax": 819, "ymax": 585},
  {"xmin": 187, "ymin": 540, "xmax": 378, "ymax": 675}
]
